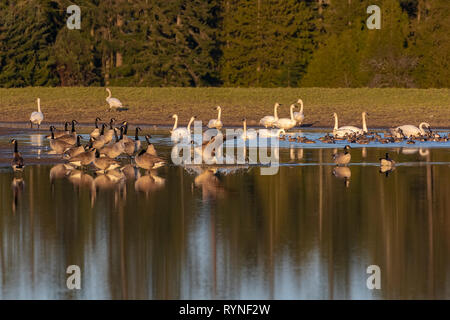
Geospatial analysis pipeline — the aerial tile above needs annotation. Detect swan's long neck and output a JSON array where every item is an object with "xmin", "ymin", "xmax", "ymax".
[
  {"xmin": 362, "ymin": 113, "xmax": 368, "ymax": 133},
  {"xmin": 299, "ymin": 100, "xmax": 304, "ymax": 113},
  {"xmin": 334, "ymin": 114, "xmax": 338, "ymax": 130},
  {"xmin": 106, "ymin": 89, "xmax": 112, "ymax": 99},
  {"xmin": 243, "ymin": 120, "xmax": 247, "ymax": 140},
  {"xmin": 290, "ymin": 105, "xmax": 295, "ymax": 121},
  {"xmin": 172, "ymin": 115, "xmax": 178, "ymax": 131},
  {"xmin": 274, "ymin": 104, "xmax": 278, "ymax": 119},
  {"xmin": 187, "ymin": 117, "xmax": 195, "ymax": 132},
  {"xmin": 419, "ymin": 122, "xmax": 428, "ymax": 134},
  {"xmin": 37, "ymin": 98, "xmax": 41, "ymax": 113},
  {"xmin": 217, "ymin": 108, "xmax": 222, "ymax": 121}
]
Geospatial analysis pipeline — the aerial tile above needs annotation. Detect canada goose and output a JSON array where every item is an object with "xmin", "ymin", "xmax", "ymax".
[
  {"xmin": 103, "ymin": 118, "xmax": 116, "ymax": 144},
  {"xmin": 379, "ymin": 153, "xmax": 395, "ymax": 168},
  {"xmin": 333, "ymin": 166, "xmax": 351, "ymax": 187},
  {"xmin": 120, "ymin": 121, "xmax": 134, "ymax": 143},
  {"xmin": 106, "ymin": 88, "xmax": 123, "ymax": 109},
  {"xmin": 10, "ymin": 139, "xmax": 24, "ymax": 172},
  {"xmin": 63, "ymin": 136, "xmax": 85, "ymax": 159},
  {"xmin": 391, "ymin": 122, "xmax": 431, "ymax": 138},
  {"xmin": 45, "ymin": 122, "xmax": 70, "ymax": 139},
  {"xmin": 207, "ymin": 106, "xmax": 223, "ymax": 130},
  {"xmin": 90, "ymin": 117, "xmax": 102, "ymax": 139},
  {"xmin": 143, "ymin": 135, "xmax": 158, "ymax": 156},
  {"xmin": 274, "ymin": 104, "xmax": 296, "ymax": 130},
  {"xmin": 135, "ymin": 141, "xmax": 166, "ymax": 170},
  {"xmin": 68, "ymin": 148, "xmax": 96, "ymax": 167},
  {"xmin": 30, "ymin": 98, "xmax": 44, "ymax": 128},
  {"xmin": 56, "ymin": 120, "xmax": 78, "ymax": 145},
  {"xmin": 122, "ymin": 125, "xmax": 139, "ymax": 157},
  {"xmin": 293, "ymin": 99, "xmax": 305, "ymax": 124},
  {"xmin": 337, "ymin": 112, "xmax": 368, "ymax": 135},
  {"xmin": 260, "ymin": 103, "xmax": 281, "ymax": 128},
  {"xmin": 171, "ymin": 115, "xmax": 196, "ymax": 142},
  {"xmin": 100, "ymin": 127, "xmax": 125, "ymax": 158},
  {"xmin": 49, "ymin": 127, "xmax": 74, "ymax": 154},
  {"xmin": 332, "ymin": 145, "xmax": 351, "ymax": 166},
  {"xmin": 93, "ymin": 150, "xmax": 121, "ymax": 173},
  {"xmin": 134, "ymin": 127, "xmax": 142, "ymax": 153}
]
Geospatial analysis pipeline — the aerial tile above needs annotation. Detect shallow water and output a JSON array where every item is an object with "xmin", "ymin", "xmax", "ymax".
[{"xmin": 0, "ymin": 131, "xmax": 449, "ymax": 299}]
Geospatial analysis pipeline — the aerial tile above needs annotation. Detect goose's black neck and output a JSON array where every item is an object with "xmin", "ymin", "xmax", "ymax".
[
  {"xmin": 71, "ymin": 121, "xmax": 76, "ymax": 133},
  {"xmin": 13, "ymin": 141, "xmax": 18, "ymax": 153},
  {"xmin": 135, "ymin": 128, "xmax": 139, "ymax": 140}
]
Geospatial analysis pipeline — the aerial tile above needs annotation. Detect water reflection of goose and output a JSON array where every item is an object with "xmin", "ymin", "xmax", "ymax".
[
  {"xmin": 135, "ymin": 171, "xmax": 165, "ymax": 196},
  {"xmin": 121, "ymin": 164, "xmax": 138, "ymax": 180},
  {"xmin": 50, "ymin": 164, "xmax": 74, "ymax": 181},
  {"xmin": 333, "ymin": 166, "xmax": 351, "ymax": 187},
  {"xmin": 194, "ymin": 168, "xmax": 225, "ymax": 199},
  {"xmin": 12, "ymin": 177, "xmax": 25, "ymax": 214}
]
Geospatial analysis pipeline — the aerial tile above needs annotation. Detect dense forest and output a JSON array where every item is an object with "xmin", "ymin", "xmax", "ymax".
[{"xmin": 0, "ymin": 0, "xmax": 448, "ymax": 88}]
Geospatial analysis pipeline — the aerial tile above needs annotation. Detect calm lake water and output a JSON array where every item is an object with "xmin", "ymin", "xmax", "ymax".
[{"xmin": 0, "ymin": 132, "xmax": 449, "ymax": 299}]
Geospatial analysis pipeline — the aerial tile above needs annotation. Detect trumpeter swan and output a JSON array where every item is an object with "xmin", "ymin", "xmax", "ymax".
[
  {"xmin": 236, "ymin": 118, "xmax": 257, "ymax": 141},
  {"xmin": 391, "ymin": 122, "xmax": 431, "ymax": 138},
  {"xmin": 207, "ymin": 106, "xmax": 223, "ymax": 130},
  {"xmin": 274, "ymin": 104, "xmax": 296, "ymax": 130},
  {"xmin": 258, "ymin": 128, "xmax": 286, "ymax": 138},
  {"xmin": 30, "ymin": 98, "xmax": 44, "ymax": 128},
  {"xmin": 293, "ymin": 99, "xmax": 305, "ymax": 124},
  {"xmin": 331, "ymin": 113, "xmax": 356, "ymax": 138},
  {"xmin": 171, "ymin": 115, "xmax": 196, "ymax": 142},
  {"xmin": 106, "ymin": 88, "xmax": 123, "ymax": 109},
  {"xmin": 337, "ymin": 112, "xmax": 368, "ymax": 135},
  {"xmin": 11, "ymin": 139, "xmax": 24, "ymax": 172},
  {"xmin": 332, "ymin": 145, "xmax": 351, "ymax": 166},
  {"xmin": 260, "ymin": 103, "xmax": 281, "ymax": 128}
]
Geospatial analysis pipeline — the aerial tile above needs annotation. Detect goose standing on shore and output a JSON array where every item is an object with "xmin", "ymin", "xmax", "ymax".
[
  {"xmin": 260, "ymin": 103, "xmax": 281, "ymax": 128},
  {"xmin": 11, "ymin": 139, "xmax": 24, "ymax": 172},
  {"xmin": 293, "ymin": 99, "xmax": 305, "ymax": 125},
  {"xmin": 274, "ymin": 104, "xmax": 296, "ymax": 131},
  {"xmin": 106, "ymin": 88, "xmax": 123, "ymax": 110},
  {"xmin": 90, "ymin": 118, "xmax": 102, "ymax": 139},
  {"xmin": 207, "ymin": 106, "xmax": 223, "ymax": 130},
  {"xmin": 30, "ymin": 98, "xmax": 44, "ymax": 128}
]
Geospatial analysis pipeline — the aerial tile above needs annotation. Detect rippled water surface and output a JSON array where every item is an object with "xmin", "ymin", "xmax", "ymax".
[{"xmin": 0, "ymin": 131, "xmax": 449, "ymax": 299}]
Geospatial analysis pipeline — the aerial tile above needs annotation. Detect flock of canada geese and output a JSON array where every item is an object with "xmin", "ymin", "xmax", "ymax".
[{"xmin": 9, "ymin": 89, "xmax": 450, "ymax": 184}]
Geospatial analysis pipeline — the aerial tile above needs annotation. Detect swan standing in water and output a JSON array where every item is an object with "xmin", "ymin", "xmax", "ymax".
[
  {"xmin": 236, "ymin": 118, "xmax": 257, "ymax": 141},
  {"xmin": 274, "ymin": 104, "xmax": 296, "ymax": 131},
  {"xmin": 391, "ymin": 122, "xmax": 431, "ymax": 138},
  {"xmin": 105, "ymin": 88, "xmax": 123, "ymax": 110},
  {"xmin": 207, "ymin": 106, "xmax": 223, "ymax": 130},
  {"xmin": 260, "ymin": 103, "xmax": 281, "ymax": 128},
  {"xmin": 293, "ymin": 99, "xmax": 305, "ymax": 125},
  {"xmin": 336, "ymin": 112, "xmax": 368, "ymax": 136},
  {"xmin": 332, "ymin": 113, "xmax": 357, "ymax": 138},
  {"xmin": 30, "ymin": 98, "xmax": 44, "ymax": 128},
  {"xmin": 171, "ymin": 115, "xmax": 196, "ymax": 142}
]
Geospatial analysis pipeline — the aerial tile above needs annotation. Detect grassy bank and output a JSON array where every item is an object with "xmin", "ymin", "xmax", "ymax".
[{"xmin": 0, "ymin": 87, "xmax": 449, "ymax": 128}]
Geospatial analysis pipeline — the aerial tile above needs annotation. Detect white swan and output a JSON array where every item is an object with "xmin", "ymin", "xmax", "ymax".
[
  {"xmin": 105, "ymin": 88, "xmax": 123, "ymax": 109},
  {"xmin": 331, "ymin": 113, "xmax": 355, "ymax": 138},
  {"xmin": 236, "ymin": 118, "xmax": 257, "ymax": 141},
  {"xmin": 258, "ymin": 128, "xmax": 286, "ymax": 138},
  {"xmin": 30, "ymin": 98, "xmax": 44, "ymax": 128},
  {"xmin": 274, "ymin": 104, "xmax": 296, "ymax": 131},
  {"xmin": 293, "ymin": 99, "xmax": 305, "ymax": 124},
  {"xmin": 171, "ymin": 115, "xmax": 196, "ymax": 142},
  {"xmin": 207, "ymin": 106, "xmax": 223, "ymax": 130},
  {"xmin": 337, "ymin": 112, "xmax": 368, "ymax": 135},
  {"xmin": 392, "ymin": 122, "xmax": 431, "ymax": 138},
  {"xmin": 260, "ymin": 103, "xmax": 281, "ymax": 128}
]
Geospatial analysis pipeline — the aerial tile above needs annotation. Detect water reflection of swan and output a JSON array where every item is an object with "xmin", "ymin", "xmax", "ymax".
[
  {"xmin": 401, "ymin": 147, "xmax": 430, "ymax": 157},
  {"xmin": 333, "ymin": 166, "xmax": 351, "ymax": 188},
  {"xmin": 12, "ymin": 177, "xmax": 25, "ymax": 214}
]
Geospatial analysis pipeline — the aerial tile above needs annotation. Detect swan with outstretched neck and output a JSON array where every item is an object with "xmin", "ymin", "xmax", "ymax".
[
  {"xmin": 260, "ymin": 103, "xmax": 281, "ymax": 128},
  {"xmin": 171, "ymin": 115, "xmax": 196, "ymax": 142},
  {"xmin": 293, "ymin": 99, "xmax": 305, "ymax": 124},
  {"xmin": 208, "ymin": 106, "xmax": 223, "ymax": 130}
]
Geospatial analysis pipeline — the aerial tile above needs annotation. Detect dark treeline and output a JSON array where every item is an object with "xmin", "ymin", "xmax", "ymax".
[{"xmin": 0, "ymin": 0, "xmax": 448, "ymax": 88}]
